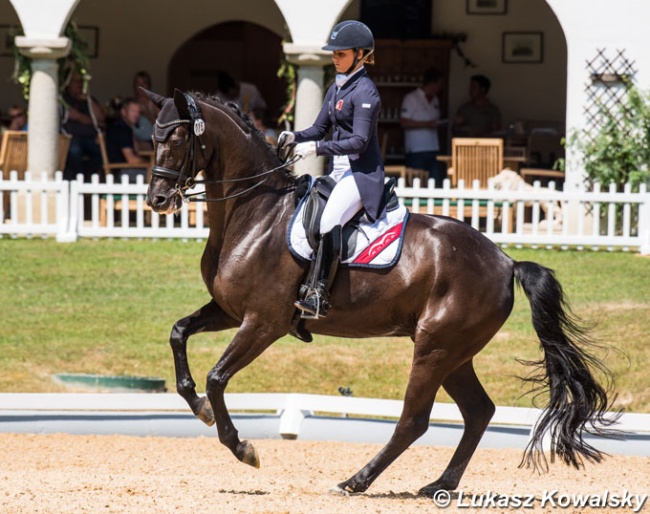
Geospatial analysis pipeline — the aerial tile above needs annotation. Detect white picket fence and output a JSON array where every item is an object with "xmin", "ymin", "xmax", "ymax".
[{"xmin": 2, "ymin": 171, "xmax": 649, "ymax": 254}]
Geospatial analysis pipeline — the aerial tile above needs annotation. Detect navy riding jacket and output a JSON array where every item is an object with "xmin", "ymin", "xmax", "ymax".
[{"xmin": 293, "ymin": 68, "xmax": 386, "ymax": 222}]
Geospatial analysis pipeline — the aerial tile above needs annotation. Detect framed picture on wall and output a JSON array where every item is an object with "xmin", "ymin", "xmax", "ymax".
[
  {"xmin": 502, "ymin": 32, "xmax": 544, "ymax": 63},
  {"xmin": 77, "ymin": 26, "xmax": 99, "ymax": 59},
  {"xmin": 466, "ymin": 0, "xmax": 507, "ymax": 15}
]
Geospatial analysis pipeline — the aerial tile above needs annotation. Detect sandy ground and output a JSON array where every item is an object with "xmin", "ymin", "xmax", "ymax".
[{"xmin": 1, "ymin": 433, "xmax": 648, "ymax": 514}]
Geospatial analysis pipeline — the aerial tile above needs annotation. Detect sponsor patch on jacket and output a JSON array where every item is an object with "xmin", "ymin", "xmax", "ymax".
[
  {"xmin": 362, "ymin": 103, "xmax": 372, "ymax": 108},
  {"xmin": 336, "ymin": 99, "xmax": 344, "ymax": 110}
]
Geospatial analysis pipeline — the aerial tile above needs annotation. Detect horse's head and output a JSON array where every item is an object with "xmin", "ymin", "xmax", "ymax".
[
  {"xmin": 143, "ymin": 88, "xmax": 213, "ymax": 214},
  {"xmin": 145, "ymin": 88, "xmax": 282, "ymax": 214}
]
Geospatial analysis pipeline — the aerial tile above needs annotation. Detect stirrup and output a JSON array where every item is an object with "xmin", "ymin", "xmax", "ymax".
[{"xmin": 294, "ymin": 290, "xmax": 327, "ymax": 320}]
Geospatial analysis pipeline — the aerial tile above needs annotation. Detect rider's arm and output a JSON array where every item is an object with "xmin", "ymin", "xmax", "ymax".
[{"xmin": 293, "ymin": 88, "xmax": 334, "ymax": 143}]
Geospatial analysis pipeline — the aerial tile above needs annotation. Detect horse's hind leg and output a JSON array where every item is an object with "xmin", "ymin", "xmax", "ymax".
[
  {"xmin": 170, "ymin": 300, "xmax": 238, "ymax": 426},
  {"xmin": 333, "ymin": 333, "xmax": 450, "ymax": 494},
  {"xmin": 418, "ymin": 360, "xmax": 495, "ymax": 495}
]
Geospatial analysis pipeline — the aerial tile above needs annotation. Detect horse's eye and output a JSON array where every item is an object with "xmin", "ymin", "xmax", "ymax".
[{"xmin": 171, "ymin": 138, "xmax": 183, "ymax": 148}]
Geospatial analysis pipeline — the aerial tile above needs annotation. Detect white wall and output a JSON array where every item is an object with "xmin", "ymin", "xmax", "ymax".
[
  {"xmin": 0, "ymin": 0, "xmax": 287, "ymax": 108},
  {"xmin": 308, "ymin": 0, "xmax": 567, "ymax": 130},
  {"xmin": 433, "ymin": 0, "xmax": 566, "ymax": 131}
]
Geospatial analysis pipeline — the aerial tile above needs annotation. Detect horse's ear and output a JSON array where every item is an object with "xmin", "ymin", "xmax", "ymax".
[
  {"xmin": 140, "ymin": 88, "xmax": 166, "ymax": 109},
  {"xmin": 173, "ymin": 88, "xmax": 191, "ymax": 119}
]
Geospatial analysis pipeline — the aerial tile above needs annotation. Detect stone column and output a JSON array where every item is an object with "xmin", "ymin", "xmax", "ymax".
[
  {"xmin": 284, "ymin": 43, "xmax": 331, "ymax": 177},
  {"xmin": 15, "ymin": 37, "xmax": 70, "ymax": 178}
]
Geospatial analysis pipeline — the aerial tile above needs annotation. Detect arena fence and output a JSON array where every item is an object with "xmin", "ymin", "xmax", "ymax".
[
  {"xmin": 0, "ymin": 393, "xmax": 648, "ymax": 455},
  {"xmin": 1, "ymin": 171, "xmax": 649, "ymax": 254}
]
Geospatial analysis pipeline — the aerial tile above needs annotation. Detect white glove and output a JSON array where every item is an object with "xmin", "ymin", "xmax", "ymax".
[
  {"xmin": 294, "ymin": 141, "xmax": 317, "ymax": 159},
  {"xmin": 277, "ymin": 131, "xmax": 295, "ymax": 150}
]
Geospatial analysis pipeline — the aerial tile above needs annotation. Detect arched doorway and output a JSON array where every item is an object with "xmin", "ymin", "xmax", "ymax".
[{"xmin": 167, "ymin": 21, "xmax": 286, "ymax": 124}]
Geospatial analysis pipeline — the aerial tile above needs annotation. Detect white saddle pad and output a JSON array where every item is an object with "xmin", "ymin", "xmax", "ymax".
[{"xmin": 287, "ymin": 190, "xmax": 409, "ymax": 269}]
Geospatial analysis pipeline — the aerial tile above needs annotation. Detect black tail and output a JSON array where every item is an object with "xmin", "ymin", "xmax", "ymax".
[{"xmin": 514, "ymin": 261, "xmax": 619, "ymax": 471}]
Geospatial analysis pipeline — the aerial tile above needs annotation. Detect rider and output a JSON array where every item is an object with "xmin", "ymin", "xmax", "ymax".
[{"xmin": 278, "ymin": 20, "xmax": 386, "ymax": 319}]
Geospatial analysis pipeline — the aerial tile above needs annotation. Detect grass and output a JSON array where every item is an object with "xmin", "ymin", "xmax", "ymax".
[{"xmin": 1, "ymin": 238, "xmax": 648, "ymax": 412}]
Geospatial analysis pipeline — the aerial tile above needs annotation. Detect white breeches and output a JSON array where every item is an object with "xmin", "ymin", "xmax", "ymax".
[{"xmin": 320, "ymin": 169, "xmax": 363, "ymax": 234}]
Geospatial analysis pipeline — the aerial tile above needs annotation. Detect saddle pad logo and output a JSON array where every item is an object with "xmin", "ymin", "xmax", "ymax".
[
  {"xmin": 336, "ymin": 100, "xmax": 344, "ymax": 110},
  {"xmin": 353, "ymin": 222, "xmax": 404, "ymax": 265}
]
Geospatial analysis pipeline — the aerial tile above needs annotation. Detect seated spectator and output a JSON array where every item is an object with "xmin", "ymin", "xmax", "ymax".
[
  {"xmin": 1, "ymin": 104, "xmax": 28, "ymax": 134},
  {"xmin": 132, "ymin": 70, "xmax": 158, "ymax": 152},
  {"xmin": 215, "ymin": 71, "xmax": 266, "ymax": 113},
  {"xmin": 105, "ymin": 98, "xmax": 148, "ymax": 182},
  {"xmin": 453, "ymin": 74, "xmax": 501, "ymax": 137},
  {"xmin": 62, "ymin": 73, "xmax": 105, "ymax": 181}
]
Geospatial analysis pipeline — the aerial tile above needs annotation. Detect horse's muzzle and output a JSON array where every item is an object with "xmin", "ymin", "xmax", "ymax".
[{"xmin": 146, "ymin": 189, "xmax": 183, "ymax": 215}]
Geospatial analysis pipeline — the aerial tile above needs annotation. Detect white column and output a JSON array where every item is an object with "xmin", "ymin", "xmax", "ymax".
[
  {"xmin": 284, "ymin": 43, "xmax": 331, "ymax": 177},
  {"xmin": 15, "ymin": 37, "xmax": 70, "ymax": 177}
]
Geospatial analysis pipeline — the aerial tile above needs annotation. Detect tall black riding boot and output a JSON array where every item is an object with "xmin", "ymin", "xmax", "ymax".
[{"xmin": 294, "ymin": 226, "xmax": 341, "ymax": 319}]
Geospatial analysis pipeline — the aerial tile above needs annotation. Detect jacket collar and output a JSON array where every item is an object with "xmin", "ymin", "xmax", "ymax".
[{"xmin": 336, "ymin": 67, "xmax": 367, "ymax": 99}]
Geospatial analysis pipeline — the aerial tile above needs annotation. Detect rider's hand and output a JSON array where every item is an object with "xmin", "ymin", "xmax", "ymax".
[
  {"xmin": 294, "ymin": 141, "xmax": 317, "ymax": 160},
  {"xmin": 277, "ymin": 131, "xmax": 295, "ymax": 152}
]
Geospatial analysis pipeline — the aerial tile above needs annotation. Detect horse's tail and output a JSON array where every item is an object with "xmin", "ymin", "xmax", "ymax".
[{"xmin": 513, "ymin": 261, "xmax": 619, "ymax": 471}]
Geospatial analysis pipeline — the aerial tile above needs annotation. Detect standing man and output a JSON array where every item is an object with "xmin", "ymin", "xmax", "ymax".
[
  {"xmin": 62, "ymin": 73, "xmax": 105, "ymax": 181},
  {"xmin": 106, "ymin": 98, "xmax": 149, "ymax": 182},
  {"xmin": 400, "ymin": 68, "xmax": 445, "ymax": 185},
  {"xmin": 453, "ymin": 74, "xmax": 501, "ymax": 137}
]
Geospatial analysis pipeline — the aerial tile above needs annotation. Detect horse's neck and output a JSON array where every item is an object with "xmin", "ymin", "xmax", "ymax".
[{"xmin": 204, "ymin": 160, "xmax": 294, "ymax": 245}]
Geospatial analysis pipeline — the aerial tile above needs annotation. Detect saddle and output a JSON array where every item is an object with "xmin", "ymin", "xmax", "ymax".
[{"xmin": 298, "ymin": 175, "xmax": 399, "ymax": 253}]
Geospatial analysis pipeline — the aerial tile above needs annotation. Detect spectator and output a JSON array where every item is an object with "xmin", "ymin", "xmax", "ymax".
[
  {"xmin": 453, "ymin": 74, "xmax": 501, "ymax": 137},
  {"xmin": 1, "ymin": 104, "xmax": 28, "ymax": 134},
  {"xmin": 62, "ymin": 73, "xmax": 105, "ymax": 181},
  {"xmin": 400, "ymin": 68, "xmax": 445, "ymax": 184},
  {"xmin": 105, "ymin": 98, "xmax": 148, "ymax": 182},
  {"xmin": 250, "ymin": 108, "xmax": 278, "ymax": 145},
  {"xmin": 132, "ymin": 71, "xmax": 158, "ymax": 151},
  {"xmin": 215, "ymin": 71, "xmax": 266, "ymax": 113}
]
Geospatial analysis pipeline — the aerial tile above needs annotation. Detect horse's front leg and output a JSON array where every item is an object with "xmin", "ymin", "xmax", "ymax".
[
  {"xmin": 170, "ymin": 300, "xmax": 239, "ymax": 426},
  {"xmin": 205, "ymin": 321, "xmax": 284, "ymax": 468}
]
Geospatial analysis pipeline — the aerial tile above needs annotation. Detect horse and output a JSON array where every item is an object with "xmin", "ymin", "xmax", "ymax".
[{"xmin": 144, "ymin": 88, "xmax": 617, "ymax": 496}]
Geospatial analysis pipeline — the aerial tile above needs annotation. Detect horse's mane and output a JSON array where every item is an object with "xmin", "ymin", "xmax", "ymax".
[
  {"xmin": 188, "ymin": 91, "xmax": 295, "ymax": 184},
  {"xmin": 189, "ymin": 91, "xmax": 270, "ymax": 148}
]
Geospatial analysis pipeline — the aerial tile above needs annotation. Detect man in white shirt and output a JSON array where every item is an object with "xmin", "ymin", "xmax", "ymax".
[{"xmin": 400, "ymin": 68, "xmax": 445, "ymax": 186}]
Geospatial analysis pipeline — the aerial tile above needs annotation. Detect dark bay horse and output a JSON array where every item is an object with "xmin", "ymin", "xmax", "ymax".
[{"xmin": 145, "ymin": 89, "xmax": 617, "ymax": 496}]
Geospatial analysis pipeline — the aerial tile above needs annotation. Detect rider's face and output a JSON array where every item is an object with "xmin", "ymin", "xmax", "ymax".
[{"xmin": 332, "ymin": 49, "xmax": 361, "ymax": 74}]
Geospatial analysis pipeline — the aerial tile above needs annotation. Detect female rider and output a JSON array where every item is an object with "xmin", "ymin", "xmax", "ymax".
[{"xmin": 278, "ymin": 20, "xmax": 386, "ymax": 319}]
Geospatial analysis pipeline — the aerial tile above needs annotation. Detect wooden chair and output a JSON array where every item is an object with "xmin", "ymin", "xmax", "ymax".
[
  {"xmin": 97, "ymin": 131, "xmax": 150, "ymax": 180},
  {"xmin": 96, "ymin": 131, "xmax": 151, "ymax": 226},
  {"xmin": 448, "ymin": 137, "xmax": 504, "ymax": 188},
  {"xmin": 57, "ymin": 133, "xmax": 72, "ymax": 172},
  {"xmin": 0, "ymin": 131, "xmax": 29, "ymax": 179},
  {"xmin": 0, "ymin": 131, "xmax": 29, "ymax": 219}
]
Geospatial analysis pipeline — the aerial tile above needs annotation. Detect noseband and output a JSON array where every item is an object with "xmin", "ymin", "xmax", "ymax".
[{"xmin": 151, "ymin": 93, "xmax": 298, "ymax": 203}]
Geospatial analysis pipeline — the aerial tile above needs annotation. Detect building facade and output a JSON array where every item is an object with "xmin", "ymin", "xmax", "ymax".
[{"xmin": 1, "ymin": 0, "xmax": 650, "ymax": 185}]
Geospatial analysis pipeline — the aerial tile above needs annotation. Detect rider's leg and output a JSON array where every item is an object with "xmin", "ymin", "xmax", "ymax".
[{"xmin": 295, "ymin": 172, "xmax": 362, "ymax": 318}]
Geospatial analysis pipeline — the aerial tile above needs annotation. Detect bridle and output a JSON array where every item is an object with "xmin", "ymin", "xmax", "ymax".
[{"xmin": 150, "ymin": 93, "xmax": 298, "ymax": 203}]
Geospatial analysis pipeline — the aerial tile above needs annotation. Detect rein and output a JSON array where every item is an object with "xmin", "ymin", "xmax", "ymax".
[{"xmin": 151, "ymin": 93, "xmax": 300, "ymax": 203}]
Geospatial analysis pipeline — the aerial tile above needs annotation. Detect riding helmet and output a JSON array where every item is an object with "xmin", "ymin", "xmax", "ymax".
[{"xmin": 322, "ymin": 20, "xmax": 374, "ymax": 51}]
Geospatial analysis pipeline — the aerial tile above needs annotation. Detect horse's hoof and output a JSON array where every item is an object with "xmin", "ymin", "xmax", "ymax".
[
  {"xmin": 328, "ymin": 485, "xmax": 350, "ymax": 497},
  {"xmin": 196, "ymin": 397, "xmax": 215, "ymax": 426},
  {"xmin": 418, "ymin": 482, "xmax": 454, "ymax": 497},
  {"xmin": 238, "ymin": 440, "xmax": 260, "ymax": 468}
]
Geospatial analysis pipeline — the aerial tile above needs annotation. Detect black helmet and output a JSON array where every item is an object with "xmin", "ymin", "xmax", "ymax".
[{"xmin": 322, "ymin": 21, "xmax": 374, "ymax": 51}]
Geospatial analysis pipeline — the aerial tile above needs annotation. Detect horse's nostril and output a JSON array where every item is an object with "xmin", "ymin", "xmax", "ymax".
[{"xmin": 151, "ymin": 195, "xmax": 167, "ymax": 208}]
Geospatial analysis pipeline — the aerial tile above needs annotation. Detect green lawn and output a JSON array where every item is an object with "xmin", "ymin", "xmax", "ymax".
[{"xmin": 1, "ymin": 238, "xmax": 648, "ymax": 412}]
